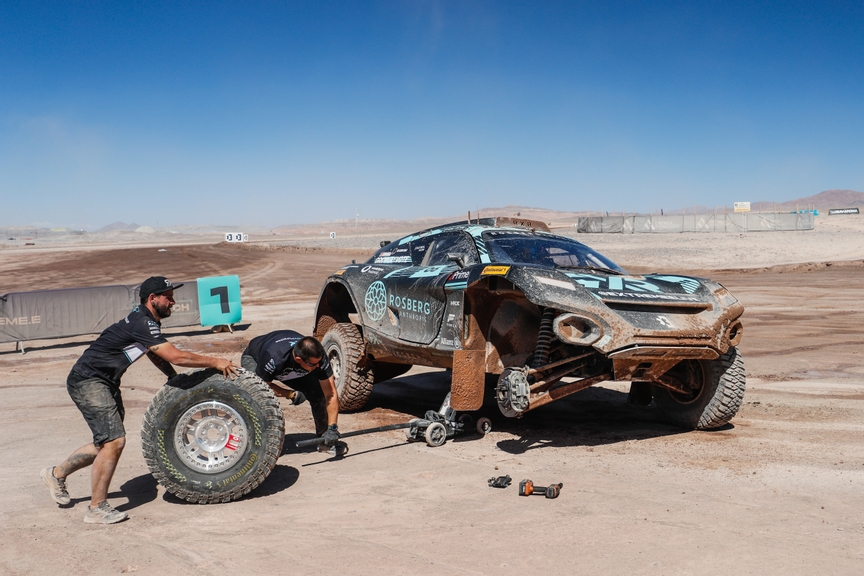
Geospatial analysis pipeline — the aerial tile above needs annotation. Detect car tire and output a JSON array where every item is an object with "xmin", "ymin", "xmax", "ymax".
[
  {"xmin": 141, "ymin": 369, "xmax": 285, "ymax": 504},
  {"xmin": 372, "ymin": 361, "xmax": 412, "ymax": 384},
  {"xmin": 654, "ymin": 347, "xmax": 746, "ymax": 430},
  {"xmin": 322, "ymin": 323, "xmax": 374, "ymax": 411}
]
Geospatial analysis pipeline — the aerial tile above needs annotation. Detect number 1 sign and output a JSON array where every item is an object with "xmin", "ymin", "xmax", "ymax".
[{"xmin": 197, "ymin": 275, "xmax": 242, "ymax": 326}]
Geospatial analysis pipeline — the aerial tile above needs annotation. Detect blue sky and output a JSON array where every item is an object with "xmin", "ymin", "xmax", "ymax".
[{"xmin": 1, "ymin": 1, "xmax": 862, "ymax": 229}]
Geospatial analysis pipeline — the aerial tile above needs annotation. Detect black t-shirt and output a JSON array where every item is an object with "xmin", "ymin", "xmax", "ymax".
[
  {"xmin": 245, "ymin": 330, "xmax": 333, "ymax": 383},
  {"xmin": 71, "ymin": 306, "xmax": 168, "ymax": 386}
]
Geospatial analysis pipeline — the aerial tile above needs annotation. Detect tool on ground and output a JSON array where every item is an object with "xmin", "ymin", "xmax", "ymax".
[
  {"xmin": 488, "ymin": 475, "xmax": 512, "ymax": 488},
  {"xmin": 294, "ymin": 392, "xmax": 492, "ymax": 449},
  {"xmin": 518, "ymin": 479, "xmax": 563, "ymax": 499}
]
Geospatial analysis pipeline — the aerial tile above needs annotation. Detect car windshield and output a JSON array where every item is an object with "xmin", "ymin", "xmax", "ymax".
[{"xmin": 482, "ymin": 231, "xmax": 626, "ymax": 273}]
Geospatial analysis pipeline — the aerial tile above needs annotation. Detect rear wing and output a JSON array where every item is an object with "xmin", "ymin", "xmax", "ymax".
[{"xmin": 493, "ymin": 217, "xmax": 550, "ymax": 232}]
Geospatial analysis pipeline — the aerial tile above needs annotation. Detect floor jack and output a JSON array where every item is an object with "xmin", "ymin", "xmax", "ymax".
[{"xmin": 295, "ymin": 393, "xmax": 493, "ymax": 450}]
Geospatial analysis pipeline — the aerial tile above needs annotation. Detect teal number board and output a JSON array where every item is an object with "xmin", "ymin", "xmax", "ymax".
[{"xmin": 197, "ymin": 275, "xmax": 242, "ymax": 326}]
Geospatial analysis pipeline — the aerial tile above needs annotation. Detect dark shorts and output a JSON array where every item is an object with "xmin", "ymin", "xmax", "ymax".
[{"xmin": 67, "ymin": 371, "xmax": 126, "ymax": 446}]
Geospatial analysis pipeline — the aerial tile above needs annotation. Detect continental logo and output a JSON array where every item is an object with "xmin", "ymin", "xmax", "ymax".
[
  {"xmin": 216, "ymin": 453, "xmax": 258, "ymax": 488},
  {"xmin": 481, "ymin": 266, "xmax": 510, "ymax": 276},
  {"xmin": 0, "ymin": 316, "xmax": 41, "ymax": 326}
]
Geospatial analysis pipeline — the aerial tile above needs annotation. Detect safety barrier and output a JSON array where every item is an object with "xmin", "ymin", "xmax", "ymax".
[{"xmin": 576, "ymin": 212, "xmax": 815, "ymax": 233}]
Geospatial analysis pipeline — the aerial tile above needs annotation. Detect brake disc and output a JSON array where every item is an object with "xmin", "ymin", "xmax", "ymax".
[{"xmin": 496, "ymin": 368, "xmax": 530, "ymax": 417}]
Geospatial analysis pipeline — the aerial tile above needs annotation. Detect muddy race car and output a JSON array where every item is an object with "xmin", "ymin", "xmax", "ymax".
[{"xmin": 315, "ymin": 217, "xmax": 746, "ymax": 430}]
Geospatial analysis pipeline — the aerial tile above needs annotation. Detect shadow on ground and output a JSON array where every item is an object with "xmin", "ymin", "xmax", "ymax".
[
  {"xmin": 160, "ymin": 464, "xmax": 300, "ymax": 504},
  {"xmin": 362, "ymin": 370, "xmax": 694, "ymax": 453},
  {"xmin": 114, "ymin": 474, "xmax": 160, "ymax": 512}
]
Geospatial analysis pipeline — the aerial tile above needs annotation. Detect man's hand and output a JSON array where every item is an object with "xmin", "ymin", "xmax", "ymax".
[
  {"xmin": 214, "ymin": 358, "xmax": 238, "ymax": 379},
  {"xmin": 321, "ymin": 424, "xmax": 340, "ymax": 447},
  {"xmin": 289, "ymin": 390, "xmax": 306, "ymax": 406}
]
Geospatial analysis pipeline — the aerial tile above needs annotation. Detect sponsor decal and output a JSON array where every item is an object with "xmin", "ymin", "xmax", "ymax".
[
  {"xmin": 389, "ymin": 293, "xmax": 431, "ymax": 315},
  {"xmin": 225, "ymin": 434, "xmax": 241, "ymax": 451},
  {"xmin": 374, "ymin": 255, "xmax": 412, "ymax": 264},
  {"xmin": 597, "ymin": 291, "xmax": 700, "ymax": 302},
  {"xmin": 650, "ymin": 275, "xmax": 701, "ymax": 294},
  {"xmin": 0, "ymin": 315, "xmax": 41, "ymax": 326},
  {"xmin": 123, "ymin": 342, "xmax": 147, "ymax": 363},
  {"xmin": 410, "ymin": 265, "xmax": 448, "ymax": 278},
  {"xmin": 536, "ymin": 276, "xmax": 576, "ymax": 291},
  {"xmin": 565, "ymin": 273, "xmax": 664, "ymax": 293},
  {"xmin": 364, "ymin": 281, "xmax": 387, "ymax": 322},
  {"xmin": 361, "ymin": 265, "xmax": 385, "ymax": 274},
  {"xmin": 448, "ymin": 270, "xmax": 470, "ymax": 281},
  {"xmin": 482, "ymin": 265, "xmax": 510, "ymax": 276},
  {"xmin": 276, "ymin": 369, "xmax": 308, "ymax": 382}
]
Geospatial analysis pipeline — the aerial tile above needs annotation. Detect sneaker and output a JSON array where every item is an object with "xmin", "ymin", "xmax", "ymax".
[
  {"xmin": 84, "ymin": 501, "xmax": 128, "ymax": 524},
  {"xmin": 40, "ymin": 466, "xmax": 70, "ymax": 506}
]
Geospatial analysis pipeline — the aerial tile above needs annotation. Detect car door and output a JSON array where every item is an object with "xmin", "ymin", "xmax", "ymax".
[{"xmin": 383, "ymin": 231, "xmax": 479, "ymax": 344}]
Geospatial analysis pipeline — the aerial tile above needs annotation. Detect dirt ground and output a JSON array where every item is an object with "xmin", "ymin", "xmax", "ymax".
[{"xmin": 2, "ymin": 218, "xmax": 863, "ymax": 575}]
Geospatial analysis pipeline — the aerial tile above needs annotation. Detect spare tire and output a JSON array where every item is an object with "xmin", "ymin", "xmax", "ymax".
[
  {"xmin": 322, "ymin": 323, "xmax": 373, "ymax": 411},
  {"xmin": 141, "ymin": 369, "xmax": 284, "ymax": 504}
]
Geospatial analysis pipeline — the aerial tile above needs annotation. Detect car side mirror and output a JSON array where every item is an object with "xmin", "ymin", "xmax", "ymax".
[
  {"xmin": 447, "ymin": 253, "xmax": 466, "ymax": 269},
  {"xmin": 379, "ymin": 240, "xmax": 391, "ymax": 247}
]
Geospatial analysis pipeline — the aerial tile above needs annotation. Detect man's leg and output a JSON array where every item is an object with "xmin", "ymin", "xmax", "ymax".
[
  {"xmin": 89, "ymin": 437, "xmax": 126, "ymax": 506},
  {"xmin": 290, "ymin": 375, "xmax": 328, "ymax": 435},
  {"xmin": 240, "ymin": 353, "xmax": 257, "ymax": 373},
  {"xmin": 63, "ymin": 375, "xmax": 128, "ymax": 522},
  {"xmin": 56, "ymin": 444, "xmax": 99, "ymax": 478}
]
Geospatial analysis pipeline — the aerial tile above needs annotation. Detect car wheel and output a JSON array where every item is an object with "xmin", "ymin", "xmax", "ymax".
[
  {"xmin": 654, "ymin": 347, "xmax": 746, "ymax": 430},
  {"xmin": 141, "ymin": 369, "xmax": 285, "ymax": 504},
  {"xmin": 322, "ymin": 323, "xmax": 374, "ymax": 411}
]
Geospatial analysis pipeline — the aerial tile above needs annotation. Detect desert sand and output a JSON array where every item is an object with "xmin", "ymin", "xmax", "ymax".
[{"xmin": 1, "ymin": 215, "xmax": 863, "ymax": 575}]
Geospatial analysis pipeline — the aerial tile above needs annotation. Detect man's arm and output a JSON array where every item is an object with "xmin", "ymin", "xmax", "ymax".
[
  {"xmin": 267, "ymin": 381, "xmax": 296, "ymax": 399},
  {"xmin": 319, "ymin": 376, "xmax": 339, "ymax": 426},
  {"xmin": 150, "ymin": 342, "xmax": 238, "ymax": 378},
  {"xmin": 147, "ymin": 350, "xmax": 177, "ymax": 379}
]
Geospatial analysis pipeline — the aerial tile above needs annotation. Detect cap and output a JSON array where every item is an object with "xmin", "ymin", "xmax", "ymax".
[{"xmin": 140, "ymin": 276, "xmax": 184, "ymax": 300}]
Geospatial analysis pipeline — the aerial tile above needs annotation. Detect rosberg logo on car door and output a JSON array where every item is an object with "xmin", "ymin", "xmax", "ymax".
[{"xmin": 364, "ymin": 281, "xmax": 387, "ymax": 322}]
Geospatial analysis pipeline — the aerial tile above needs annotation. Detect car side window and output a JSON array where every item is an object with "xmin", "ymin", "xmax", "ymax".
[
  {"xmin": 369, "ymin": 240, "xmax": 413, "ymax": 265},
  {"xmin": 409, "ymin": 237, "xmax": 436, "ymax": 266},
  {"xmin": 422, "ymin": 232, "xmax": 479, "ymax": 266}
]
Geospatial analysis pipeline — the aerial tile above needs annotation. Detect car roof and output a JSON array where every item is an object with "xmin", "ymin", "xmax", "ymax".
[{"xmin": 409, "ymin": 217, "xmax": 551, "ymax": 237}]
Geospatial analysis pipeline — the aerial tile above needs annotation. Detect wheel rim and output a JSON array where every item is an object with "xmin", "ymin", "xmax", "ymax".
[
  {"xmin": 667, "ymin": 360, "xmax": 705, "ymax": 404},
  {"xmin": 174, "ymin": 401, "xmax": 249, "ymax": 474},
  {"xmin": 426, "ymin": 423, "xmax": 446, "ymax": 446},
  {"xmin": 328, "ymin": 346, "xmax": 343, "ymax": 387}
]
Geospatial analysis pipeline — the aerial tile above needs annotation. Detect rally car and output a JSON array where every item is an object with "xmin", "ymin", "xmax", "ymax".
[{"xmin": 313, "ymin": 217, "xmax": 745, "ymax": 430}]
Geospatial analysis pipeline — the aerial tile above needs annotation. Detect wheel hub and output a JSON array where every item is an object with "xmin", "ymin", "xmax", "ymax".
[
  {"xmin": 174, "ymin": 401, "xmax": 248, "ymax": 474},
  {"xmin": 496, "ymin": 368, "xmax": 530, "ymax": 417}
]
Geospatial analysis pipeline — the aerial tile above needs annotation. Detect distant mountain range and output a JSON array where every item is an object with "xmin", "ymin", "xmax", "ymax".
[
  {"xmin": 274, "ymin": 190, "xmax": 864, "ymax": 233},
  {"xmin": 94, "ymin": 221, "xmax": 141, "ymax": 232},
  {"xmin": 750, "ymin": 189, "xmax": 864, "ymax": 212}
]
